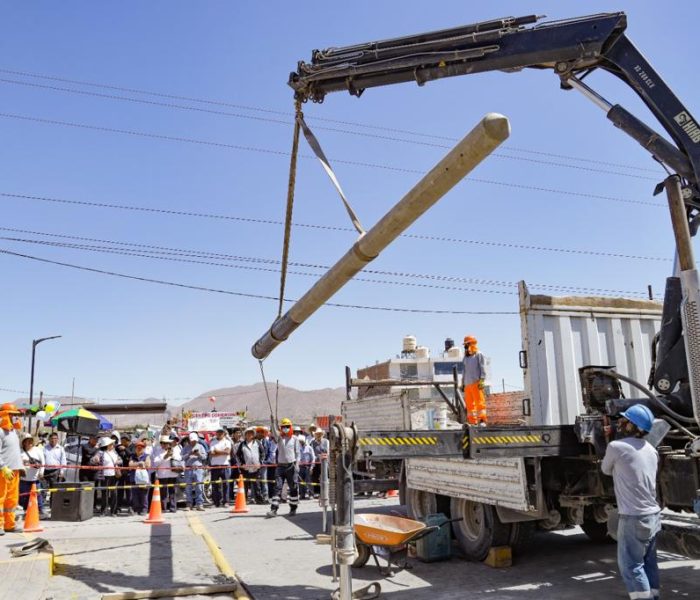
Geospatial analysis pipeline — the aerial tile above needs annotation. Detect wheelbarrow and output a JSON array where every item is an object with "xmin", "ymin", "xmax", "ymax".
[{"xmin": 352, "ymin": 513, "xmax": 441, "ymax": 576}]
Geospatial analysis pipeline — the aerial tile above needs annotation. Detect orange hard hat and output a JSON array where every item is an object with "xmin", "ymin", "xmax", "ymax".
[
  {"xmin": 463, "ymin": 335, "xmax": 477, "ymax": 345},
  {"xmin": 0, "ymin": 403, "xmax": 21, "ymax": 415}
]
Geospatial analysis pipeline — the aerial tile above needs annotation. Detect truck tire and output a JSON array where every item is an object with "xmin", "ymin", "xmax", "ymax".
[
  {"xmin": 406, "ymin": 488, "xmax": 437, "ymax": 520},
  {"xmin": 581, "ymin": 506, "xmax": 614, "ymax": 544},
  {"xmin": 450, "ymin": 498, "xmax": 511, "ymax": 561},
  {"xmin": 509, "ymin": 520, "xmax": 537, "ymax": 552},
  {"xmin": 581, "ymin": 518, "xmax": 614, "ymax": 543}
]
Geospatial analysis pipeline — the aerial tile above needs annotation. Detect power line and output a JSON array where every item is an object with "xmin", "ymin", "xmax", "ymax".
[
  {"xmin": 1, "ymin": 191, "xmax": 669, "ymax": 262},
  {"xmin": 0, "ymin": 75, "xmax": 659, "ymax": 181},
  {"xmin": 0, "ymin": 66, "xmax": 660, "ymax": 174},
  {"xmin": 0, "ymin": 234, "xmax": 521, "ymax": 296},
  {"xmin": 0, "ymin": 226, "xmax": 651, "ymax": 297},
  {"xmin": 0, "ymin": 248, "xmax": 517, "ymax": 315},
  {"xmin": 0, "ymin": 112, "xmax": 666, "ymax": 207},
  {"xmin": 0, "ymin": 191, "xmax": 671, "ymax": 262}
]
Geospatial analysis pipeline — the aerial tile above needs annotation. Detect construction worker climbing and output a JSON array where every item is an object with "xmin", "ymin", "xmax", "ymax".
[
  {"xmin": 462, "ymin": 336, "xmax": 487, "ymax": 425},
  {"xmin": 0, "ymin": 403, "xmax": 24, "ymax": 534},
  {"xmin": 266, "ymin": 417, "xmax": 300, "ymax": 518}
]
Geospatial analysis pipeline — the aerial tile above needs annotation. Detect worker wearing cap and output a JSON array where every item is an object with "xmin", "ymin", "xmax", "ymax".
[
  {"xmin": 237, "ymin": 427, "xmax": 264, "ymax": 504},
  {"xmin": 602, "ymin": 404, "xmax": 661, "ymax": 600},
  {"xmin": 182, "ymin": 432, "xmax": 208, "ymax": 511},
  {"xmin": 266, "ymin": 418, "xmax": 300, "ymax": 518},
  {"xmin": 0, "ymin": 403, "xmax": 24, "ymax": 534},
  {"xmin": 462, "ymin": 335, "xmax": 487, "ymax": 425},
  {"xmin": 209, "ymin": 428, "xmax": 232, "ymax": 508},
  {"xmin": 255, "ymin": 426, "xmax": 272, "ymax": 504}
]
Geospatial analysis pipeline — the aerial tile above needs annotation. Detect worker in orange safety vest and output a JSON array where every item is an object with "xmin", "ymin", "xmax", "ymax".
[
  {"xmin": 0, "ymin": 403, "xmax": 24, "ymax": 534},
  {"xmin": 462, "ymin": 336, "xmax": 487, "ymax": 425}
]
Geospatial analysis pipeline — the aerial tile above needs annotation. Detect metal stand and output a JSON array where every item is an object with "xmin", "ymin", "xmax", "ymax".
[
  {"xmin": 320, "ymin": 453, "xmax": 330, "ymax": 534},
  {"xmin": 330, "ymin": 423, "xmax": 356, "ymax": 600}
]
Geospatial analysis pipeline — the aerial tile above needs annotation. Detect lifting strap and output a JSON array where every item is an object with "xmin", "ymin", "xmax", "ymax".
[
  {"xmin": 298, "ymin": 115, "xmax": 366, "ymax": 236},
  {"xmin": 277, "ymin": 102, "xmax": 366, "ymax": 320}
]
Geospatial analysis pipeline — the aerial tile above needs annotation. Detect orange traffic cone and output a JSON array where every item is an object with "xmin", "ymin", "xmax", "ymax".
[
  {"xmin": 23, "ymin": 483, "xmax": 43, "ymax": 533},
  {"xmin": 386, "ymin": 489, "xmax": 399, "ymax": 498},
  {"xmin": 231, "ymin": 474, "xmax": 249, "ymax": 514},
  {"xmin": 144, "ymin": 479, "xmax": 166, "ymax": 524}
]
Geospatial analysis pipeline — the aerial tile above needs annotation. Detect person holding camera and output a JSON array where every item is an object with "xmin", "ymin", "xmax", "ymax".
[
  {"xmin": 153, "ymin": 436, "xmax": 182, "ymax": 513},
  {"xmin": 19, "ymin": 433, "xmax": 46, "ymax": 516},
  {"xmin": 92, "ymin": 437, "xmax": 122, "ymax": 516}
]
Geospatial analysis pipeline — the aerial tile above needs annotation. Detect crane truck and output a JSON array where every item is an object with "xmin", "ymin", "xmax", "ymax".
[{"xmin": 285, "ymin": 12, "xmax": 700, "ymax": 560}]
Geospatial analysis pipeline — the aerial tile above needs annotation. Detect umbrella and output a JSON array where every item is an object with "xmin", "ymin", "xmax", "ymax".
[
  {"xmin": 95, "ymin": 412, "xmax": 113, "ymax": 431},
  {"xmin": 51, "ymin": 407, "xmax": 100, "ymax": 436}
]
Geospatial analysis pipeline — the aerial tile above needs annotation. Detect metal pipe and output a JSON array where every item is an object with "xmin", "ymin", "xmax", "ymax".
[
  {"xmin": 331, "ymin": 424, "xmax": 357, "ymax": 600},
  {"xmin": 251, "ymin": 113, "xmax": 510, "ymax": 359},
  {"xmin": 567, "ymin": 76, "xmax": 613, "ymax": 112}
]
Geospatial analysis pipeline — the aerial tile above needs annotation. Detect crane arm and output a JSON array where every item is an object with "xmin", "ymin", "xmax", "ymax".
[{"xmin": 289, "ymin": 12, "xmax": 700, "ymax": 210}]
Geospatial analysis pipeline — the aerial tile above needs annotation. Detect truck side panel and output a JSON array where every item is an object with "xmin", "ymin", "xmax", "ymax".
[
  {"xmin": 519, "ymin": 282, "xmax": 662, "ymax": 426},
  {"xmin": 406, "ymin": 457, "xmax": 530, "ymax": 511}
]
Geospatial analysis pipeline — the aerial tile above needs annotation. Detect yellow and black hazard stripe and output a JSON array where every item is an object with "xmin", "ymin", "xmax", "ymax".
[
  {"xmin": 358, "ymin": 435, "xmax": 440, "ymax": 447},
  {"xmin": 471, "ymin": 434, "xmax": 542, "ymax": 445}
]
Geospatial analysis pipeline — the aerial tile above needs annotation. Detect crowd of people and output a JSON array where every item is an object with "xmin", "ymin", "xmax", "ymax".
[{"xmin": 16, "ymin": 418, "xmax": 329, "ymax": 519}]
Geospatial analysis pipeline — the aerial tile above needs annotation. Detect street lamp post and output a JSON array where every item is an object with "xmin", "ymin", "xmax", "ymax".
[{"xmin": 28, "ymin": 335, "xmax": 62, "ymax": 430}]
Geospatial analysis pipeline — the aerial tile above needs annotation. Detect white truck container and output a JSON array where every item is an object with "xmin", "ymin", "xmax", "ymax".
[{"xmin": 342, "ymin": 281, "xmax": 663, "ymax": 559}]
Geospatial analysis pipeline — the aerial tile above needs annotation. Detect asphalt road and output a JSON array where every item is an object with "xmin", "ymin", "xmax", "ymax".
[
  {"xmin": 3, "ymin": 497, "xmax": 699, "ymax": 600},
  {"xmin": 203, "ymin": 497, "xmax": 700, "ymax": 600}
]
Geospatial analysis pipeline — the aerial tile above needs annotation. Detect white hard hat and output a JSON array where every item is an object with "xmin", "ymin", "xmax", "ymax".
[
  {"xmin": 298, "ymin": 434, "xmax": 306, "ymax": 443},
  {"xmin": 189, "ymin": 432, "xmax": 199, "ymax": 442},
  {"xmin": 159, "ymin": 435, "xmax": 172, "ymax": 444},
  {"xmin": 98, "ymin": 437, "xmax": 113, "ymax": 448}
]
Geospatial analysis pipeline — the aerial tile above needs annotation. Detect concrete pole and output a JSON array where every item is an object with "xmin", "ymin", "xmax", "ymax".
[{"xmin": 251, "ymin": 113, "xmax": 510, "ymax": 360}]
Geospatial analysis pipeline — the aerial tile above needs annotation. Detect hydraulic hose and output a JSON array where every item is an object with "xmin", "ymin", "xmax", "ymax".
[
  {"xmin": 592, "ymin": 368, "xmax": 692, "ymax": 421},
  {"xmin": 591, "ymin": 368, "xmax": 698, "ymax": 427}
]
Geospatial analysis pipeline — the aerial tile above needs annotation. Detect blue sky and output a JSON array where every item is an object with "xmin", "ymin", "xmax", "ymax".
[{"xmin": 1, "ymin": 1, "xmax": 697, "ymax": 405}]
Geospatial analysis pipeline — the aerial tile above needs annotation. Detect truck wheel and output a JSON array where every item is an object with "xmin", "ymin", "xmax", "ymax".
[
  {"xmin": 450, "ymin": 498, "xmax": 511, "ymax": 561},
  {"xmin": 509, "ymin": 520, "xmax": 537, "ymax": 552},
  {"xmin": 406, "ymin": 488, "xmax": 437, "ymax": 520},
  {"xmin": 581, "ymin": 506, "xmax": 614, "ymax": 543},
  {"xmin": 581, "ymin": 518, "xmax": 614, "ymax": 543}
]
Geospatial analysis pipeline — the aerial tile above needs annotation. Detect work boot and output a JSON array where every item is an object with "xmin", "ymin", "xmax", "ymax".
[
  {"xmin": 289, "ymin": 505, "xmax": 297, "ymax": 517},
  {"xmin": 265, "ymin": 508, "xmax": 278, "ymax": 519}
]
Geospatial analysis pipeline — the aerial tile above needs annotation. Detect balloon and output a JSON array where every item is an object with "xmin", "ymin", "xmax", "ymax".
[
  {"xmin": 36, "ymin": 411, "xmax": 47, "ymax": 420},
  {"xmin": 45, "ymin": 403, "xmax": 56, "ymax": 413}
]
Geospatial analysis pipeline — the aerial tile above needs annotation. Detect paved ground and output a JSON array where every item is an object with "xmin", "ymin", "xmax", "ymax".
[
  {"xmin": 2, "ymin": 498, "xmax": 699, "ymax": 600},
  {"xmin": 0, "ymin": 511, "xmax": 240, "ymax": 600},
  {"xmin": 200, "ymin": 498, "xmax": 700, "ymax": 600}
]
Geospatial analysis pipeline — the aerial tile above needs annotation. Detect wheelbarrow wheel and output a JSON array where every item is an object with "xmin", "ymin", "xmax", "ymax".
[{"xmin": 353, "ymin": 542, "xmax": 371, "ymax": 568}]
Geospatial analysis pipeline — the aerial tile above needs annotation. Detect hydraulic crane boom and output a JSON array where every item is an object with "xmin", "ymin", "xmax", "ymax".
[{"xmin": 289, "ymin": 12, "xmax": 700, "ymax": 211}]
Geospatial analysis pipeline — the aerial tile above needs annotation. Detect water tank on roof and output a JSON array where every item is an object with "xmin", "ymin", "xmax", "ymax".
[
  {"xmin": 447, "ymin": 346, "xmax": 462, "ymax": 359},
  {"xmin": 416, "ymin": 346, "xmax": 430, "ymax": 359},
  {"xmin": 403, "ymin": 335, "xmax": 417, "ymax": 353}
]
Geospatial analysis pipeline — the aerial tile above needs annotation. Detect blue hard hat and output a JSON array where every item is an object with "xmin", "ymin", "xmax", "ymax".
[{"xmin": 620, "ymin": 404, "xmax": 654, "ymax": 433}]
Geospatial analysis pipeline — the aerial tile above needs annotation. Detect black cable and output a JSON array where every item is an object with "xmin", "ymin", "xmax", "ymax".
[
  {"xmin": 0, "ymin": 226, "xmax": 650, "ymax": 296},
  {"xmin": 0, "ymin": 191, "xmax": 670, "ymax": 262},
  {"xmin": 0, "ymin": 66, "xmax": 660, "ymax": 173},
  {"xmin": 0, "ymin": 76, "xmax": 658, "ymax": 181},
  {"xmin": 0, "ymin": 113, "xmax": 665, "ymax": 208},
  {"xmin": 0, "ymin": 248, "xmax": 517, "ymax": 315}
]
